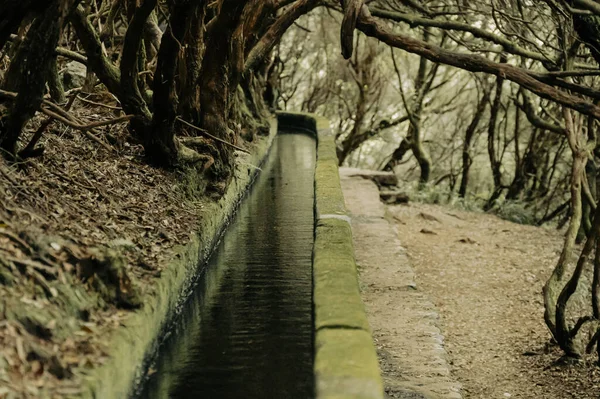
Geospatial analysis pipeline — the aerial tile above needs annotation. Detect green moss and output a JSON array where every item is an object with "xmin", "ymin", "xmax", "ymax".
[
  {"xmin": 317, "ymin": 138, "xmax": 339, "ymax": 163},
  {"xmin": 180, "ymin": 165, "xmax": 209, "ymax": 200},
  {"xmin": 315, "ymin": 161, "xmax": 346, "ymax": 217},
  {"xmin": 313, "ymin": 292, "xmax": 370, "ymax": 331},
  {"xmin": 3, "ymin": 299, "xmax": 74, "ymax": 342},
  {"xmin": 77, "ymin": 248, "xmax": 142, "ymax": 309},
  {"xmin": 313, "ymin": 220, "xmax": 369, "ymax": 330},
  {"xmin": 315, "ymin": 329, "xmax": 383, "ymax": 399}
]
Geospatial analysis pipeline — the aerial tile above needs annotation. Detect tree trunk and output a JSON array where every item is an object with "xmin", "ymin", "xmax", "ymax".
[
  {"xmin": 147, "ymin": 0, "xmax": 203, "ymax": 165},
  {"xmin": 409, "ymin": 122, "xmax": 432, "ymax": 184},
  {"xmin": 485, "ymin": 67, "xmax": 506, "ymax": 209},
  {"xmin": 119, "ymin": 0, "xmax": 155, "ymax": 138},
  {"xmin": 0, "ymin": 1, "xmax": 73, "ymax": 156},
  {"xmin": 144, "ymin": 11, "xmax": 162, "ymax": 61},
  {"xmin": 543, "ymin": 108, "xmax": 586, "ymax": 341},
  {"xmin": 48, "ymin": 55, "xmax": 66, "ymax": 104},
  {"xmin": 459, "ymin": 86, "xmax": 489, "ymax": 197},
  {"xmin": 70, "ymin": 5, "xmax": 121, "ymax": 95},
  {"xmin": 196, "ymin": 0, "xmax": 249, "ymax": 188},
  {"xmin": 386, "ymin": 29, "xmax": 437, "ymax": 185},
  {"xmin": 179, "ymin": 5, "xmax": 207, "ymax": 122},
  {"xmin": 555, "ymin": 198, "xmax": 600, "ymax": 357}
]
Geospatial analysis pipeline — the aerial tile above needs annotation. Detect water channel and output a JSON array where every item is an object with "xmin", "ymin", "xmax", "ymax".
[{"xmin": 140, "ymin": 132, "xmax": 316, "ymax": 399}]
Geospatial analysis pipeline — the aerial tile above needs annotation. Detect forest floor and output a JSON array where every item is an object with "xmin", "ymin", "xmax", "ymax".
[
  {"xmin": 341, "ymin": 170, "xmax": 600, "ymax": 399},
  {"xmin": 388, "ymin": 201, "xmax": 600, "ymax": 398},
  {"xmin": 0, "ymin": 96, "xmax": 261, "ymax": 397}
]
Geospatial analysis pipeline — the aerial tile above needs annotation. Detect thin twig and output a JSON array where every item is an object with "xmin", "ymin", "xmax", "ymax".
[
  {"xmin": 0, "ymin": 89, "xmax": 80, "ymax": 124},
  {"xmin": 76, "ymin": 95, "xmax": 122, "ymax": 110},
  {"xmin": 0, "ymin": 165, "xmax": 18, "ymax": 186},
  {"xmin": 3, "ymin": 254, "xmax": 58, "ymax": 278},
  {"xmin": 20, "ymin": 94, "xmax": 80, "ymax": 158},
  {"xmin": 46, "ymin": 168, "xmax": 96, "ymax": 191},
  {"xmin": 175, "ymin": 117, "xmax": 250, "ymax": 154},
  {"xmin": 39, "ymin": 108, "xmax": 130, "ymax": 152},
  {"xmin": 40, "ymin": 109, "xmax": 133, "ymax": 132},
  {"xmin": 0, "ymin": 228, "xmax": 32, "ymax": 255},
  {"xmin": 8, "ymin": 34, "xmax": 87, "ymax": 65}
]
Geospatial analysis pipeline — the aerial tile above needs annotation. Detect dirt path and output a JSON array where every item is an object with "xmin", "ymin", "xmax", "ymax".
[
  {"xmin": 341, "ymin": 169, "xmax": 600, "ymax": 399},
  {"xmin": 387, "ymin": 200, "xmax": 600, "ymax": 398}
]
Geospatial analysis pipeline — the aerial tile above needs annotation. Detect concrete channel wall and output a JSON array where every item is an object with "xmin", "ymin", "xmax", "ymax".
[{"xmin": 278, "ymin": 112, "xmax": 384, "ymax": 399}]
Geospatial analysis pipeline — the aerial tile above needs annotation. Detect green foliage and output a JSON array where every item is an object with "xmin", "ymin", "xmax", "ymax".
[
  {"xmin": 403, "ymin": 181, "xmax": 484, "ymax": 212},
  {"xmin": 402, "ymin": 181, "xmax": 537, "ymax": 225},
  {"xmin": 492, "ymin": 200, "xmax": 537, "ymax": 225}
]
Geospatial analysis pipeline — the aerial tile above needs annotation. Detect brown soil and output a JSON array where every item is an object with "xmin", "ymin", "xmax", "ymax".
[
  {"xmin": 0, "ymin": 95, "xmax": 256, "ymax": 397},
  {"xmin": 388, "ymin": 202, "xmax": 600, "ymax": 399}
]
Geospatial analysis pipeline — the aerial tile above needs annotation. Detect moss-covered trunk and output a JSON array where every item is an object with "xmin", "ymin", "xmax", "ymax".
[{"xmin": 196, "ymin": 0, "xmax": 249, "ymax": 187}]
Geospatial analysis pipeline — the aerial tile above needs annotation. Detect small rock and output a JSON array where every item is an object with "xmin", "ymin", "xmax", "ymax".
[
  {"xmin": 392, "ymin": 215, "xmax": 406, "ymax": 225},
  {"xmin": 380, "ymin": 190, "xmax": 409, "ymax": 204},
  {"xmin": 419, "ymin": 212, "xmax": 440, "ymax": 222},
  {"xmin": 458, "ymin": 237, "xmax": 477, "ymax": 244},
  {"xmin": 420, "ymin": 228, "xmax": 437, "ymax": 235},
  {"xmin": 62, "ymin": 61, "xmax": 87, "ymax": 90}
]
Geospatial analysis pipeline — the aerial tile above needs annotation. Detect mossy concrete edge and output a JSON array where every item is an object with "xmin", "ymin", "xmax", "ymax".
[
  {"xmin": 76, "ymin": 121, "xmax": 278, "ymax": 399},
  {"xmin": 277, "ymin": 112, "xmax": 384, "ymax": 399}
]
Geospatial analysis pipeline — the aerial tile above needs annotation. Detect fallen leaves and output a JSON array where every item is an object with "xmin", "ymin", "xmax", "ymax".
[{"xmin": 0, "ymin": 101, "xmax": 214, "ymax": 396}]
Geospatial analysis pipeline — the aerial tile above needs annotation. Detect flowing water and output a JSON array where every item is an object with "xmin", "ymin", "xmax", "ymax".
[{"xmin": 140, "ymin": 132, "xmax": 316, "ymax": 399}]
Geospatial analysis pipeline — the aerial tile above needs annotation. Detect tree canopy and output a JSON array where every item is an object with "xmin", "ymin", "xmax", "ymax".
[{"xmin": 4, "ymin": 0, "xmax": 600, "ymax": 366}]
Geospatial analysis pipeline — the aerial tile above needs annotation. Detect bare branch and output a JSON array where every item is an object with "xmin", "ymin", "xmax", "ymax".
[
  {"xmin": 355, "ymin": 12, "xmax": 600, "ymax": 120},
  {"xmin": 175, "ymin": 117, "xmax": 250, "ymax": 154}
]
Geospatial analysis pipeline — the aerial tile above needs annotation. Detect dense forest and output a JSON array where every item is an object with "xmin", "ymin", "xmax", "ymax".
[{"xmin": 3, "ymin": 0, "xmax": 600, "ymax": 396}]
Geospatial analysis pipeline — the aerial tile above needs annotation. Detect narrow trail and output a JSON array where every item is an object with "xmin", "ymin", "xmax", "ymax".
[{"xmin": 340, "ymin": 168, "xmax": 600, "ymax": 399}]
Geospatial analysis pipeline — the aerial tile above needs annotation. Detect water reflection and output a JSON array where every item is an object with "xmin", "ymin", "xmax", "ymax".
[{"xmin": 141, "ymin": 133, "xmax": 316, "ymax": 399}]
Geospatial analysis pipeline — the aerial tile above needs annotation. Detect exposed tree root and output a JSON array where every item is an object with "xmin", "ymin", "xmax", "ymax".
[{"xmin": 176, "ymin": 138, "xmax": 215, "ymax": 169}]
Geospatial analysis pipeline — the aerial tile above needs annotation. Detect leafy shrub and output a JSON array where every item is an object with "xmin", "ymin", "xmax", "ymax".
[
  {"xmin": 492, "ymin": 200, "xmax": 537, "ymax": 225},
  {"xmin": 400, "ymin": 181, "xmax": 537, "ymax": 225}
]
